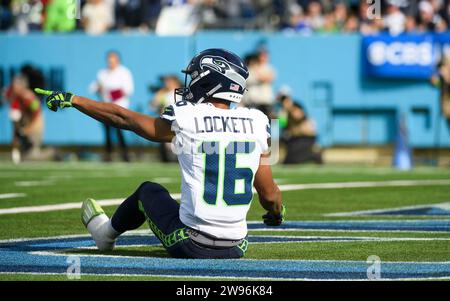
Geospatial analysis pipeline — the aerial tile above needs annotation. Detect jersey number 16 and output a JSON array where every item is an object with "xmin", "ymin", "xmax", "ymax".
[{"xmin": 199, "ymin": 141, "xmax": 255, "ymax": 206}]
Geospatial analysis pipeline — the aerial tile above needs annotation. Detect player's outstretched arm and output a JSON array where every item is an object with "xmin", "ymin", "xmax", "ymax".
[
  {"xmin": 35, "ymin": 88, "xmax": 174, "ymax": 142},
  {"xmin": 254, "ymin": 155, "xmax": 285, "ymax": 226},
  {"xmin": 72, "ymin": 95, "xmax": 174, "ymax": 142}
]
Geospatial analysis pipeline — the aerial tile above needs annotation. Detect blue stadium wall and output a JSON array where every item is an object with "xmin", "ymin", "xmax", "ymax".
[{"xmin": 1, "ymin": 32, "xmax": 449, "ymax": 148}]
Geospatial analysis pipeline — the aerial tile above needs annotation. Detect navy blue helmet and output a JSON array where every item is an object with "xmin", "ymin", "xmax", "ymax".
[{"xmin": 175, "ymin": 48, "xmax": 249, "ymax": 104}]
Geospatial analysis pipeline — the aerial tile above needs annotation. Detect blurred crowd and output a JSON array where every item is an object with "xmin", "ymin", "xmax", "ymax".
[
  {"xmin": 0, "ymin": 43, "xmax": 325, "ymax": 164},
  {"xmin": 0, "ymin": 0, "xmax": 449, "ymax": 35}
]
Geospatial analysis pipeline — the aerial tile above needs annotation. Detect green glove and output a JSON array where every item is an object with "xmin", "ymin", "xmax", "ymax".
[
  {"xmin": 262, "ymin": 205, "xmax": 286, "ymax": 226},
  {"xmin": 34, "ymin": 88, "xmax": 74, "ymax": 112}
]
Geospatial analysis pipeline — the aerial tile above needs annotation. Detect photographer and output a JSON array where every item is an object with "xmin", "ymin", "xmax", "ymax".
[
  {"xmin": 149, "ymin": 75, "xmax": 181, "ymax": 113},
  {"xmin": 278, "ymin": 91, "xmax": 322, "ymax": 165},
  {"xmin": 4, "ymin": 75, "xmax": 44, "ymax": 163},
  {"xmin": 148, "ymin": 74, "xmax": 181, "ymax": 162}
]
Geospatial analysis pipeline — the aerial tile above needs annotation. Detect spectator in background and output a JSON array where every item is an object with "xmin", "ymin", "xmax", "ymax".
[
  {"xmin": 277, "ymin": 90, "xmax": 322, "ymax": 165},
  {"xmin": 358, "ymin": 0, "xmax": 385, "ymax": 35},
  {"xmin": 417, "ymin": 0, "xmax": 444, "ymax": 31},
  {"xmin": 4, "ymin": 75, "xmax": 44, "ymax": 164},
  {"xmin": 384, "ymin": 1, "xmax": 406, "ymax": 35},
  {"xmin": 44, "ymin": 0, "xmax": 76, "ymax": 32},
  {"xmin": 199, "ymin": 0, "xmax": 227, "ymax": 29},
  {"xmin": 155, "ymin": 0, "xmax": 200, "ymax": 35},
  {"xmin": 306, "ymin": 1, "xmax": 325, "ymax": 30},
  {"xmin": 282, "ymin": 2, "xmax": 312, "ymax": 34},
  {"xmin": 405, "ymin": 15, "xmax": 418, "ymax": 32},
  {"xmin": 333, "ymin": 2, "xmax": 348, "ymax": 31},
  {"xmin": 343, "ymin": 13, "xmax": 359, "ymax": 32},
  {"xmin": 242, "ymin": 45, "xmax": 276, "ymax": 117},
  {"xmin": 140, "ymin": 0, "xmax": 163, "ymax": 30},
  {"xmin": 433, "ymin": 0, "xmax": 449, "ymax": 32},
  {"xmin": 0, "ymin": 0, "xmax": 13, "ymax": 30},
  {"xmin": 20, "ymin": 64, "xmax": 45, "ymax": 92},
  {"xmin": 202, "ymin": 0, "xmax": 256, "ymax": 29},
  {"xmin": 82, "ymin": 0, "xmax": 113, "ymax": 35},
  {"xmin": 90, "ymin": 51, "xmax": 134, "ymax": 162},
  {"xmin": 11, "ymin": 0, "xmax": 43, "ymax": 33},
  {"xmin": 319, "ymin": 12, "xmax": 338, "ymax": 33},
  {"xmin": 116, "ymin": 0, "xmax": 144, "ymax": 30},
  {"xmin": 148, "ymin": 74, "xmax": 181, "ymax": 162},
  {"xmin": 104, "ymin": 0, "xmax": 116, "ymax": 27},
  {"xmin": 431, "ymin": 54, "xmax": 450, "ymax": 127},
  {"xmin": 359, "ymin": 0, "xmax": 375, "ymax": 35},
  {"xmin": 149, "ymin": 75, "xmax": 181, "ymax": 112},
  {"xmin": 445, "ymin": 0, "xmax": 450, "ymax": 25},
  {"xmin": 1, "ymin": 0, "xmax": 449, "ymax": 34}
]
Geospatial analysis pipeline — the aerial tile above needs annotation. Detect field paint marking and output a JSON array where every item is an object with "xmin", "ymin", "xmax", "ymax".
[
  {"xmin": 151, "ymin": 177, "xmax": 175, "ymax": 184},
  {"xmin": 23, "ymin": 247, "xmax": 450, "ymax": 264},
  {"xmin": 0, "ymin": 271, "xmax": 302, "ymax": 281},
  {"xmin": 0, "ymin": 194, "xmax": 181, "ymax": 215},
  {"xmin": 4, "ymin": 271, "xmax": 449, "ymax": 281},
  {"xmin": 0, "ymin": 196, "xmax": 173, "ymax": 215},
  {"xmin": 27, "ymin": 247, "xmax": 450, "ymax": 263},
  {"xmin": 26, "ymin": 236, "xmax": 450, "ymax": 256},
  {"xmin": 255, "ymin": 237, "xmax": 450, "ymax": 242},
  {"xmin": 248, "ymin": 228, "xmax": 450, "ymax": 234},
  {"xmin": 5, "ymin": 232, "xmax": 450, "ymax": 264},
  {"xmin": 0, "ymin": 193, "xmax": 26, "ymax": 200},
  {"xmin": 14, "ymin": 180, "xmax": 54, "ymax": 187},
  {"xmin": 0, "ymin": 198, "xmax": 123, "ymax": 215},
  {"xmin": 1, "ymin": 178, "xmax": 450, "ymax": 215},
  {"xmin": 325, "ymin": 202, "xmax": 450, "ymax": 217},
  {"xmin": 277, "ymin": 179, "xmax": 450, "ymax": 192}
]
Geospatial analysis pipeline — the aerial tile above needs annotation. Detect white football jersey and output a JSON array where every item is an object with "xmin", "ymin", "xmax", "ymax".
[{"xmin": 161, "ymin": 102, "xmax": 270, "ymax": 240}]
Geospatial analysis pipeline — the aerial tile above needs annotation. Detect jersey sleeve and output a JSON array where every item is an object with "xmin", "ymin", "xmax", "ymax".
[
  {"xmin": 160, "ymin": 101, "xmax": 195, "ymax": 130},
  {"xmin": 160, "ymin": 105, "xmax": 176, "ymax": 124},
  {"xmin": 254, "ymin": 110, "xmax": 271, "ymax": 154}
]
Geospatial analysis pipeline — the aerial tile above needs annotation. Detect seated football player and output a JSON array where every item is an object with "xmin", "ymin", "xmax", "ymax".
[{"xmin": 35, "ymin": 48, "xmax": 285, "ymax": 259}]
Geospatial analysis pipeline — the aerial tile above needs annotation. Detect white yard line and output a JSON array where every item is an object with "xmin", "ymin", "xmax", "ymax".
[
  {"xmin": 277, "ymin": 179, "xmax": 450, "ymax": 191},
  {"xmin": 0, "ymin": 194, "xmax": 181, "ymax": 215},
  {"xmin": 0, "ymin": 193, "xmax": 26, "ymax": 200},
  {"xmin": 5, "ymin": 271, "xmax": 449, "ymax": 281},
  {"xmin": 151, "ymin": 177, "xmax": 176, "ymax": 184},
  {"xmin": 14, "ymin": 180, "xmax": 54, "ymax": 187},
  {"xmin": 1, "ymin": 179, "xmax": 450, "ymax": 215},
  {"xmin": 325, "ymin": 202, "xmax": 450, "ymax": 217}
]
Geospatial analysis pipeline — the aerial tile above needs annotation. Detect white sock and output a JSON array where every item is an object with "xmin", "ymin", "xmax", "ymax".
[{"xmin": 86, "ymin": 214, "xmax": 120, "ymax": 251}]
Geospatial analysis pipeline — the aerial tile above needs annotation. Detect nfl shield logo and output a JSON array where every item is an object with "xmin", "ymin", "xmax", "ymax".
[{"xmin": 230, "ymin": 83, "xmax": 240, "ymax": 91}]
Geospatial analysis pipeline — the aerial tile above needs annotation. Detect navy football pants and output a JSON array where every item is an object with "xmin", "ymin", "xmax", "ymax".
[{"xmin": 111, "ymin": 181, "xmax": 248, "ymax": 259}]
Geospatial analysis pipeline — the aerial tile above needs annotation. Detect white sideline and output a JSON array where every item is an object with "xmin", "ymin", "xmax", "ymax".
[
  {"xmin": 0, "ymin": 194, "xmax": 181, "ymax": 215},
  {"xmin": 0, "ymin": 193, "xmax": 26, "ymax": 200},
  {"xmin": 3, "ymin": 271, "xmax": 450, "ymax": 281},
  {"xmin": 15, "ymin": 180, "xmax": 54, "ymax": 187},
  {"xmin": 325, "ymin": 202, "xmax": 450, "ymax": 217},
  {"xmin": 1, "ymin": 179, "xmax": 450, "ymax": 215},
  {"xmin": 277, "ymin": 179, "xmax": 450, "ymax": 191}
]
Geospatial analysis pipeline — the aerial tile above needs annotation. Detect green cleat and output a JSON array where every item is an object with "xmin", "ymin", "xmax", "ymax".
[{"xmin": 81, "ymin": 198, "xmax": 105, "ymax": 228}]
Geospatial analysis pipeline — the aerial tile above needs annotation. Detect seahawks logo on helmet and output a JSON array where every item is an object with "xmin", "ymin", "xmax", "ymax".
[{"xmin": 200, "ymin": 56, "xmax": 231, "ymax": 74}]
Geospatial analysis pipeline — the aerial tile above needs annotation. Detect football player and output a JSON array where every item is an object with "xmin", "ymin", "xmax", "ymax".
[{"xmin": 35, "ymin": 49, "xmax": 285, "ymax": 259}]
